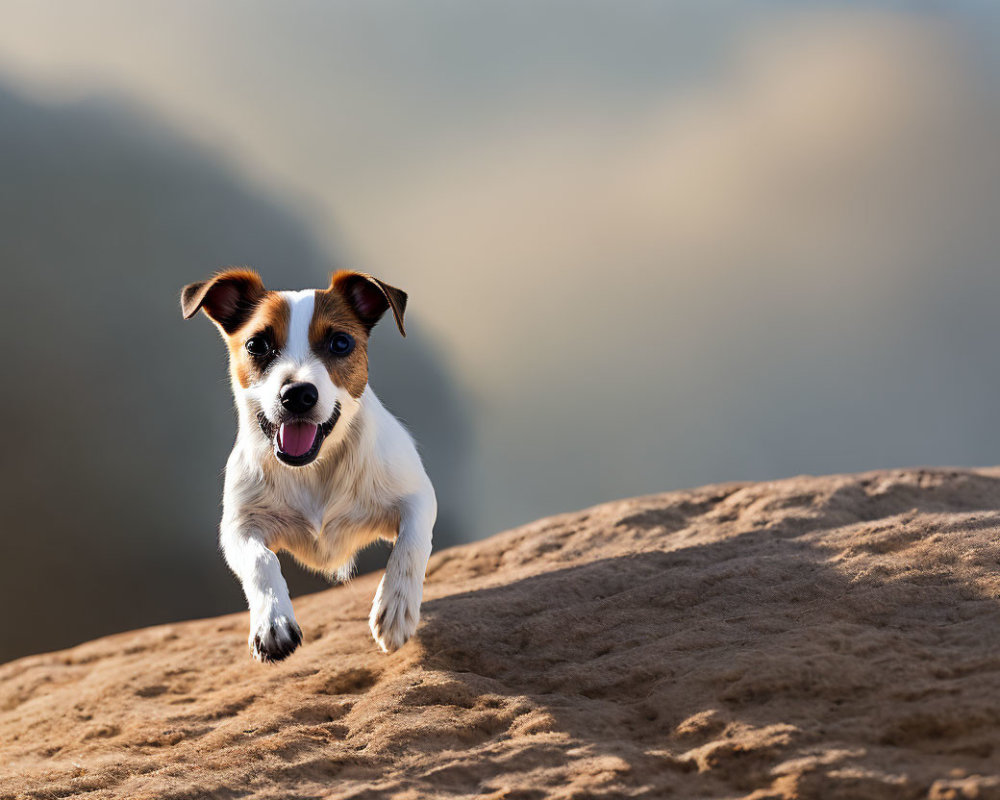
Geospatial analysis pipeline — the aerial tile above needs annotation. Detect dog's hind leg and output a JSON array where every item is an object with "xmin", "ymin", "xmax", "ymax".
[
  {"xmin": 221, "ymin": 522, "xmax": 302, "ymax": 663},
  {"xmin": 369, "ymin": 486, "xmax": 436, "ymax": 652}
]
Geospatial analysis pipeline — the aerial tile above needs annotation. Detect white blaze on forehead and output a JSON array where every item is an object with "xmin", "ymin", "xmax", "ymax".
[{"xmin": 280, "ymin": 290, "xmax": 316, "ymax": 362}]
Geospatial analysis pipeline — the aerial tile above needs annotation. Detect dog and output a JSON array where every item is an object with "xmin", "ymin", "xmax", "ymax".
[{"xmin": 181, "ymin": 269, "xmax": 436, "ymax": 662}]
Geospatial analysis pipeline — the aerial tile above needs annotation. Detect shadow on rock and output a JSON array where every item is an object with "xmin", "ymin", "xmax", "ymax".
[{"xmin": 417, "ymin": 475, "xmax": 1000, "ymax": 797}]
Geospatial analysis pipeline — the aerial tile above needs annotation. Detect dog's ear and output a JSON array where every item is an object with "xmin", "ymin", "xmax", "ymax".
[
  {"xmin": 181, "ymin": 269, "xmax": 266, "ymax": 334},
  {"xmin": 332, "ymin": 271, "xmax": 407, "ymax": 337}
]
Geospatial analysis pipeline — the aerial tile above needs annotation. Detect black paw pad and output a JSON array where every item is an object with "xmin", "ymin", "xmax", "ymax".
[{"xmin": 251, "ymin": 619, "xmax": 303, "ymax": 663}]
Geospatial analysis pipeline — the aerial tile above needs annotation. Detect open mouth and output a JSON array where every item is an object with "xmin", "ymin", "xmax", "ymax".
[{"xmin": 257, "ymin": 402, "xmax": 341, "ymax": 467}]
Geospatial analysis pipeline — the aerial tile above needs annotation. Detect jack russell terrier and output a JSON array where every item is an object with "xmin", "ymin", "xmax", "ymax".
[{"xmin": 181, "ymin": 269, "xmax": 436, "ymax": 662}]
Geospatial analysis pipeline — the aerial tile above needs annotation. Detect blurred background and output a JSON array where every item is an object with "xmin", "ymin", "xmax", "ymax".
[{"xmin": 1, "ymin": 1, "xmax": 999, "ymax": 662}]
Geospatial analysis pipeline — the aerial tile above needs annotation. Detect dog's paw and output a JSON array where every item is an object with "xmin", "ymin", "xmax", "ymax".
[
  {"xmin": 249, "ymin": 615, "xmax": 302, "ymax": 663},
  {"xmin": 369, "ymin": 574, "xmax": 422, "ymax": 653}
]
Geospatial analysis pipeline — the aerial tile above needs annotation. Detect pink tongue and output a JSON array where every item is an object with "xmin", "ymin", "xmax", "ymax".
[{"xmin": 277, "ymin": 421, "xmax": 319, "ymax": 458}]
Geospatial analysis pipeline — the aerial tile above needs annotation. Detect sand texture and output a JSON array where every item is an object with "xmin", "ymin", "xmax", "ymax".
[{"xmin": 2, "ymin": 467, "xmax": 1000, "ymax": 799}]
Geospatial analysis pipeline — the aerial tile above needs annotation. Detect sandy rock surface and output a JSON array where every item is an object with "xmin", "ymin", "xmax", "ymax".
[{"xmin": 2, "ymin": 468, "xmax": 1000, "ymax": 799}]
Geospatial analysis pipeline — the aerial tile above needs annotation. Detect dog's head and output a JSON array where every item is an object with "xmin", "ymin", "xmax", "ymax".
[{"xmin": 181, "ymin": 269, "xmax": 406, "ymax": 467}]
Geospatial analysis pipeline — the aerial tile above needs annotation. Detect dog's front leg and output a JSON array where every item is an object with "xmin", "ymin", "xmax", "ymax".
[
  {"xmin": 370, "ymin": 488, "xmax": 436, "ymax": 652},
  {"xmin": 220, "ymin": 522, "xmax": 302, "ymax": 663}
]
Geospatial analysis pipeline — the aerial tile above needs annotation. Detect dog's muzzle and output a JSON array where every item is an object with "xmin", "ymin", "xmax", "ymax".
[{"xmin": 257, "ymin": 401, "xmax": 341, "ymax": 467}]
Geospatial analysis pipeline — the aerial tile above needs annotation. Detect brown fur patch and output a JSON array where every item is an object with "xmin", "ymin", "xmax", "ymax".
[
  {"xmin": 224, "ymin": 292, "xmax": 290, "ymax": 389},
  {"xmin": 181, "ymin": 269, "xmax": 266, "ymax": 334},
  {"xmin": 309, "ymin": 288, "xmax": 371, "ymax": 398},
  {"xmin": 331, "ymin": 270, "xmax": 408, "ymax": 336}
]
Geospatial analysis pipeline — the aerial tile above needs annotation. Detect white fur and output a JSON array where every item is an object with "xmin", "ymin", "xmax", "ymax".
[
  {"xmin": 282, "ymin": 289, "xmax": 315, "ymax": 362},
  {"xmin": 219, "ymin": 291, "xmax": 436, "ymax": 661}
]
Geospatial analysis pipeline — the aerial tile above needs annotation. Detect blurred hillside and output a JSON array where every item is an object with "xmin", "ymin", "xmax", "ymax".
[{"xmin": 0, "ymin": 84, "xmax": 474, "ymax": 662}]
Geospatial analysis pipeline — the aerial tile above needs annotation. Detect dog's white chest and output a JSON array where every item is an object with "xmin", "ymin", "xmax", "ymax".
[
  {"xmin": 286, "ymin": 483, "xmax": 327, "ymax": 533},
  {"xmin": 275, "ymin": 471, "xmax": 345, "ymax": 534},
  {"xmin": 265, "ymin": 463, "xmax": 398, "ymax": 573}
]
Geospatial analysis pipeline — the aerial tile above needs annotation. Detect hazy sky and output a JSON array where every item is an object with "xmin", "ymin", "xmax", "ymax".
[{"xmin": 1, "ymin": 2, "xmax": 999, "ymax": 535}]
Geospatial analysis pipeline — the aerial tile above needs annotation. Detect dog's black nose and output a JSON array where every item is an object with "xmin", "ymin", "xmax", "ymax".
[{"xmin": 280, "ymin": 382, "xmax": 318, "ymax": 413}]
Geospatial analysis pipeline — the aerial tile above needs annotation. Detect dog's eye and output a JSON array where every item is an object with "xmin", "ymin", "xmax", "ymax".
[
  {"xmin": 329, "ymin": 332, "xmax": 355, "ymax": 357},
  {"xmin": 245, "ymin": 336, "xmax": 271, "ymax": 357}
]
